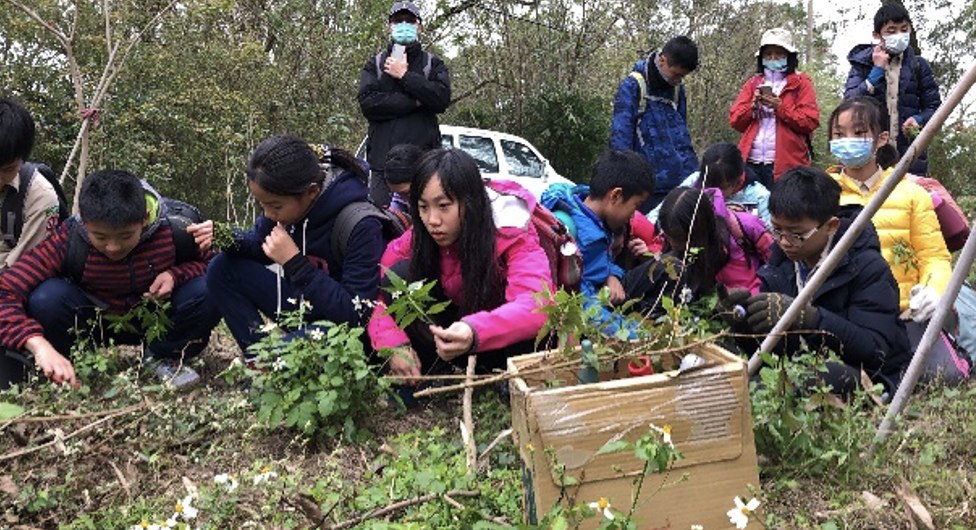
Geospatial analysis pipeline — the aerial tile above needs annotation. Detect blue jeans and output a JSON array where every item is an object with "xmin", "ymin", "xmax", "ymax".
[{"xmin": 26, "ymin": 276, "xmax": 219, "ymax": 360}]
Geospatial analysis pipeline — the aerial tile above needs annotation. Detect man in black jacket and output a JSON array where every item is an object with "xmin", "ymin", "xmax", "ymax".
[
  {"xmin": 357, "ymin": 1, "xmax": 451, "ymax": 208},
  {"xmin": 726, "ymin": 166, "xmax": 909, "ymax": 396}
]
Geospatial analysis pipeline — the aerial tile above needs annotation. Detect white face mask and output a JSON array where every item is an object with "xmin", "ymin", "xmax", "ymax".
[{"xmin": 883, "ymin": 31, "xmax": 911, "ymax": 55}]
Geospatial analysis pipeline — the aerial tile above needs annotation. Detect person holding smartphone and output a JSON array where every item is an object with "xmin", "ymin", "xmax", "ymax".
[
  {"xmin": 357, "ymin": 1, "xmax": 451, "ymax": 209},
  {"xmin": 728, "ymin": 28, "xmax": 820, "ymax": 190}
]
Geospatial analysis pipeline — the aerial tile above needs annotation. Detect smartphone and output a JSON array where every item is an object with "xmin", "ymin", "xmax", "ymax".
[
  {"xmin": 758, "ymin": 84, "xmax": 773, "ymax": 97},
  {"xmin": 391, "ymin": 44, "xmax": 406, "ymax": 62}
]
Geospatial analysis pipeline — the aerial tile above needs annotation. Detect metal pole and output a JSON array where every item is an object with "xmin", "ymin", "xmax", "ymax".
[
  {"xmin": 873, "ymin": 223, "xmax": 976, "ymax": 445},
  {"xmin": 746, "ymin": 61, "xmax": 976, "ymax": 376}
]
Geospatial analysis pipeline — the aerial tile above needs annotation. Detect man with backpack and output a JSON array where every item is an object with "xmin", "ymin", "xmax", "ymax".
[
  {"xmin": 610, "ymin": 35, "xmax": 700, "ymax": 212},
  {"xmin": 0, "ymin": 97, "xmax": 65, "ymax": 269},
  {"xmin": 843, "ymin": 4, "xmax": 941, "ymax": 176},
  {"xmin": 0, "ymin": 170, "xmax": 219, "ymax": 390},
  {"xmin": 357, "ymin": 1, "xmax": 451, "ymax": 209}
]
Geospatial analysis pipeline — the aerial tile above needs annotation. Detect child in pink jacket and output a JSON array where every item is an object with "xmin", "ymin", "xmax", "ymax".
[{"xmin": 367, "ymin": 149, "xmax": 553, "ymax": 385}]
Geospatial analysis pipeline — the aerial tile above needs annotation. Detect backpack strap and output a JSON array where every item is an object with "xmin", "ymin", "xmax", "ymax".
[
  {"xmin": 332, "ymin": 201, "xmax": 391, "ymax": 265},
  {"xmin": 1, "ymin": 163, "xmax": 35, "ymax": 246},
  {"xmin": 628, "ymin": 71, "xmax": 647, "ymax": 116},
  {"xmin": 62, "ymin": 217, "xmax": 90, "ymax": 285},
  {"xmin": 376, "ymin": 50, "xmax": 434, "ymax": 79},
  {"xmin": 423, "ymin": 51, "xmax": 432, "ymax": 78}
]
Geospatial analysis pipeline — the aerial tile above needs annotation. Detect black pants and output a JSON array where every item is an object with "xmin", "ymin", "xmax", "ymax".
[{"xmin": 368, "ymin": 169, "xmax": 392, "ymax": 209}]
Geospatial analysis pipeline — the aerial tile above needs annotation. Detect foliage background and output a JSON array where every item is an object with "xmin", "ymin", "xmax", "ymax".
[{"xmin": 0, "ymin": 0, "xmax": 973, "ymax": 218}]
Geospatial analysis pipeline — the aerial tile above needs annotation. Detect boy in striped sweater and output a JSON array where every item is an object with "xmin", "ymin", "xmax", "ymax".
[{"xmin": 0, "ymin": 170, "xmax": 219, "ymax": 389}]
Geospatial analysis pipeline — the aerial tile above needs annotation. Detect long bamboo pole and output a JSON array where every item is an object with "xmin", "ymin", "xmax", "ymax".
[
  {"xmin": 872, "ymin": 220, "xmax": 976, "ymax": 448},
  {"xmin": 746, "ymin": 61, "xmax": 976, "ymax": 376}
]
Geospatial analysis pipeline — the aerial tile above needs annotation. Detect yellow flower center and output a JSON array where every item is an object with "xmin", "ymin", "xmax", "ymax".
[
  {"xmin": 525, "ymin": 443, "xmax": 534, "ymax": 452},
  {"xmin": 598, "ymin": 497, "xmax": 609, "ymax": 510},
  {"xmin": 140, "ymin": 521, "xmax": 149, "ymax": 529},
  {"xmin": 261, "ymin": 465, "xmax": 271, "ymax": 473},
  {"xmin": 175, "ymin": 502, "xmax": 183, "ymax": 513},
  {"xmin": 662, "ymin": 425, "xmax": 672, "ymax": 435},
  {"xmin": 741, "ymin": 506, "xmax": 751, "ymax": 515}
]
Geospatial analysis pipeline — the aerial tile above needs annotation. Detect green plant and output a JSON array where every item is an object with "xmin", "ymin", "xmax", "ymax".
[
  {"xmin": 891, "ymin": 238, "xmax": 920, "ymax": 274},
  {"xmin": 210, "ymin": 220, "xmax": 238, "ymax": 252},
  {"xmin": 103, "ymin": 296, "xmax": 173, "ymax": 344},
  {"xmin": 750, "ymin": 349, "xmax": 882, "ymax": 482},
  {"xmin": 245, "ymin": 303, "xmax": 385, "ymax": 439},
  {"xmin": 381, "ymin": 270, "xmax": 451, "ymax": 328}
]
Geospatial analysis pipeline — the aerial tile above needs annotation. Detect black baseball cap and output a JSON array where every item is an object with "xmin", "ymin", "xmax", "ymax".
[{"xmin": 389, "ymin": 1, "xmax": 421, "ymax": 22}]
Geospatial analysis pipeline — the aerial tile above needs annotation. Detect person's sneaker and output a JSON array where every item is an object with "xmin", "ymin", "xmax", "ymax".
[{"xmin": 144, "ymin": 357, "xmax": 201, "ymax": 390}]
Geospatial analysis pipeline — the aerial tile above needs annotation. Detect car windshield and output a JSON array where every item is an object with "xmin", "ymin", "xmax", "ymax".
[
  {"xmin": 459, "ymin": 135, "xmax": 499, "ymax": 173},
  {"xmin": 501, "ymin": 139, "xmax": 544, "ymax": 178}
]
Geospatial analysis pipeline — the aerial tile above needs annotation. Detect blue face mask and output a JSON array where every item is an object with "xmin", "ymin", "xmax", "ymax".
[
  {"xmin": 391, "ymin": 22, "xmax": 418, "ymax": 44},
  {"xmin": 830, "ymin": 138, "xmax": 875, "ymax": 168},
  {"xmin": 762, "ymin": 58, "xmax": 788, "ymax": 72}
]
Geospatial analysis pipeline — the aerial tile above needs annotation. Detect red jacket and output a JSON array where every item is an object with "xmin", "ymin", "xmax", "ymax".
[{"xmin": 728, "ymin": 72, "xmax": 820, "ymax": 180}]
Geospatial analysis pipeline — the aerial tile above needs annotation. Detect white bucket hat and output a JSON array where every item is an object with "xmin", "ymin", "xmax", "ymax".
[{"xmin": 755, "ymin": 28, "xmax": 797, "ymax": 56}]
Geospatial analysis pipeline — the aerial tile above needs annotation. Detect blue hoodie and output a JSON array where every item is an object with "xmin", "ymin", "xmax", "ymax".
[
  {"xmin": 541, "ymin": 183, "xmax": 639, "ymax": 338},
  {"xmin": 227, "ymin": 170, "xmax": 383, "ymax": 325}
]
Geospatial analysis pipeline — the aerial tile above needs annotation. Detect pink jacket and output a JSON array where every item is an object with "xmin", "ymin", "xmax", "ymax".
[
  {"xmin": 367, "ymin": 179, "xmax": 554, "ymax": 353},
  {"xmin": 709, "ymin": 189, "xmax": 772, "ymax": 295}
]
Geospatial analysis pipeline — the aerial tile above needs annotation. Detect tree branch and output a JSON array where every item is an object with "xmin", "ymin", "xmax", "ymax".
[{"xmin": 320, "ymin": 490, "xmax": 480, "ymax": 530}]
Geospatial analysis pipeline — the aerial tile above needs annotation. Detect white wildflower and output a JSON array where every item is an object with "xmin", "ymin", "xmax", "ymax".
[
  {"xmin": 391, "ymin": 290, "xmax": 402, "ymax": 300},
  {"xmin": 287, "ymin": 298, "xmax": 298, "ymax": 305},
  {"xmin": 679, "ymin": 286, "xmax": 694, "ymax": 304},
  {"xmin": 174, "ymin": 495, "xmax": 198, "ymax": 520},
  {"xmin": 727, "ymin": 496, "xmax": 760, "ymax": 529},
  {"xmin": 213, "ymin": 473, "xmax": 239, "ymax": 493},
  {"xmin": 258, "ymin": 322, "xmax": 278, "ymax": 333},
  {"xmin": 271, "ymin": 357, "xmax": 287, "ymax": 372},
  {"xmin": 309, "ymin": 328, "xmax": 325, "ymax": 341},
  {"xmin": 649, "ymin": 423, "xmax": 674, "ymax": 448},
  {"xmin": 253, "ymin": 465, "xmax": 278, "ymax": 485},
  {"xmin": 587, "ymin": 497, "xmax": 614, "ymax": 520}
]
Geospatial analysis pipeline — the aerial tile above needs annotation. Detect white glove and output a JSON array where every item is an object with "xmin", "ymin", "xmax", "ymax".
[{"xmin": 908, "ymin": 285, "xmax": 939, "ymax": 322}]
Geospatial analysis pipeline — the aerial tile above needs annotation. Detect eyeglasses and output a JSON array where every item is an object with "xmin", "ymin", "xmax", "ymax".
[{"xmin": 770, "ymin": 221, "xmax": 825, "ymax": 246}]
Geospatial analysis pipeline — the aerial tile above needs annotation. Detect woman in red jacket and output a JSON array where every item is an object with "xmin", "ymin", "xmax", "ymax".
[{"xmin": 728, "ymin": 28, "xmax": 820, "ymax": 189}]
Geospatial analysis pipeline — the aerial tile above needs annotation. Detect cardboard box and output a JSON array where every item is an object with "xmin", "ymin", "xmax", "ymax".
[{"xmin": 508, "ymin": 342, "xmax": 761, "ymax": 529}]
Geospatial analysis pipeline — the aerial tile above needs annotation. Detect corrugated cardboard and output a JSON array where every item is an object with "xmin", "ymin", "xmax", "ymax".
[{"xmin": 508, "ymin": 343, "xmax": 761, "ymax": 529}]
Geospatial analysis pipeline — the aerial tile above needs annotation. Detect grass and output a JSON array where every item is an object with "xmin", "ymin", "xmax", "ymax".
[{"xmin": 1, "ymin": 330, "xmax": 975, "ymax": 529}]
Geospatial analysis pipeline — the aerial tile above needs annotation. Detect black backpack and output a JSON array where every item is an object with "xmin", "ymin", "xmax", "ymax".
[
  {"xmin": 1, "ymin": 162, "xmax": 70, "ymax": 246},
  {"xmin": 331, "ymin": 201, "xmax": 408, "ymax": 266},
  {"xmin": 61, "ymin": 197, "xmax": 203, "ymax": 284}
]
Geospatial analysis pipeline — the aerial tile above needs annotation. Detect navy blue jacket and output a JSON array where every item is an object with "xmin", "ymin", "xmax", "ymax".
[
  {"xmin": 844, "ymin": 45, "xmax": 941, "ymax": 175},
  {"xmin": 609, "ymin": 54, "xmax": 698, "ymax": 202},
  {"xmin": 758, "ymin": 207, "xmax": 909, "ymax": 378},
  {"xmin": 228, "ymin": 170, "xmax": 383, "ymax": 326}
]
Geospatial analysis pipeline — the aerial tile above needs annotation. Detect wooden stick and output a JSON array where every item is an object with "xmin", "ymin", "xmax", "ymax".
[
  {"xmin": 321, "ymin": 490, "xmax": 480, "ymax": 530},
  {"xmin": 477, "ymin": 428, "xmax": 513, "ymax": 469},
  {"xmin": 0, "ymin": 402, "xmax": 148, "ymax": 462},
  {"xmin": 1, "ymin": 403, "xmax": 147, "ymax": 425},
  {"xmin": 413, "ymin": 337, "xmax": 716, "ymax": 397},
  {"xmin": 462, "ymin": 355, "xmax": 477, "ymax": 475}
]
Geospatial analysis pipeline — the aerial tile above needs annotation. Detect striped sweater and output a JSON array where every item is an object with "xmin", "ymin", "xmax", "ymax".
[{"xmin": 0, "ymin": 221, "xmax": 208, "ymax": 349}]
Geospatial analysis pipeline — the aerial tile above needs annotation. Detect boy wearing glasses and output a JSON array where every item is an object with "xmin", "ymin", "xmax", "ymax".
[{"xmin": 725, "ymin": 166, "xmax": 908, "ymax": 395}]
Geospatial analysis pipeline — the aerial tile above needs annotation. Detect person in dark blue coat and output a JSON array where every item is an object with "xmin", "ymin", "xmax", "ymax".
[
  {"xmin": 843, "ymin": 4, "xmax": 941, "ymax": 176},
  {"xmin": 725, "ymin": 166, "xmax": 909, "ymax": 396},
  {"xmin": 206, "ymin": 136, "xmax": 384, "ymax": 356},
  {"xmin": 610, "ymin": 36, "xmax": 700, "ymax": 212}
]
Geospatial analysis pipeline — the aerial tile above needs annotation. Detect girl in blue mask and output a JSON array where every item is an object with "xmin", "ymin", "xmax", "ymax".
[
  {"xmin": 826, "ymin": 96, "xmax": 966, "ymax": 383},
  {"xmin": 729, "ymin": 27, "xmax": 820, "ymax": 190}
]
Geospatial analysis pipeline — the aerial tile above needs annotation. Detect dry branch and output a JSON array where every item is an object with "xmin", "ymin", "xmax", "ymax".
[{"xmin": 320, "ymin": 490, "xmax": 480, "ymax": 530}]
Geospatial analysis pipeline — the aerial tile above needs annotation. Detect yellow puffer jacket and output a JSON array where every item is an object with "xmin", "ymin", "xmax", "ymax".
[{"xmin": 831, "ymin": 167, "xmax": 951, "ymax": 311}]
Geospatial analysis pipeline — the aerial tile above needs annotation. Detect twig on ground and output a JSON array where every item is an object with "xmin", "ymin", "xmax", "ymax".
[
  {"xmin": 320, "ymin": 489, "xmax": 480, "ymax": 530},
  {"xmin": 0, "ymin": 402, "xmax": 149, "ymax": 462},
  {"xmin": 477, "ymin": 428, "xmax": 513, "ymax": 469}
]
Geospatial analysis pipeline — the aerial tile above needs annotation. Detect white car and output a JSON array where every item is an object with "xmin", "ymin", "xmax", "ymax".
[{"xmin": 358, "ymin": 125, "xmax": 575, "ymax": 200}]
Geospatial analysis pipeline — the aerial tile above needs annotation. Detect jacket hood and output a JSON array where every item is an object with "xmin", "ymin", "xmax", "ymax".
[
  {"xmin": 540, "ymin": 182, "xmax": 590, "ymax": 211},
  {"xmin": 302, "ymin": 169, "xmax": 369, "ymax": 227}
]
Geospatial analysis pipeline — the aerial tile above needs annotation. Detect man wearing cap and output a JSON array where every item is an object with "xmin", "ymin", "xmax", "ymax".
[
  {"xmin": 357, "ymin": 1, "xmax": 451, "ymax": 208},
  {"xmin": 728, "ymin": 27, "xmax": 820, "ymax": 189}
]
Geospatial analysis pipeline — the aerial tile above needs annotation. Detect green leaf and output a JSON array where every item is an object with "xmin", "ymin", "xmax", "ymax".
[
  {"xmin": 595, "ymin": 439, "xmax": 630, "ymax": 455},
  {"xmin": 0, "ymin": 402, "xmax": 24, "ymax": 420}
]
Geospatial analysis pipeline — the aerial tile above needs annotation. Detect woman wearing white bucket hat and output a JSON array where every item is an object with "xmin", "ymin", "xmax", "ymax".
[{"xmin": 729, "ymin": 28, "xmax": 820, "ymax": 190}]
